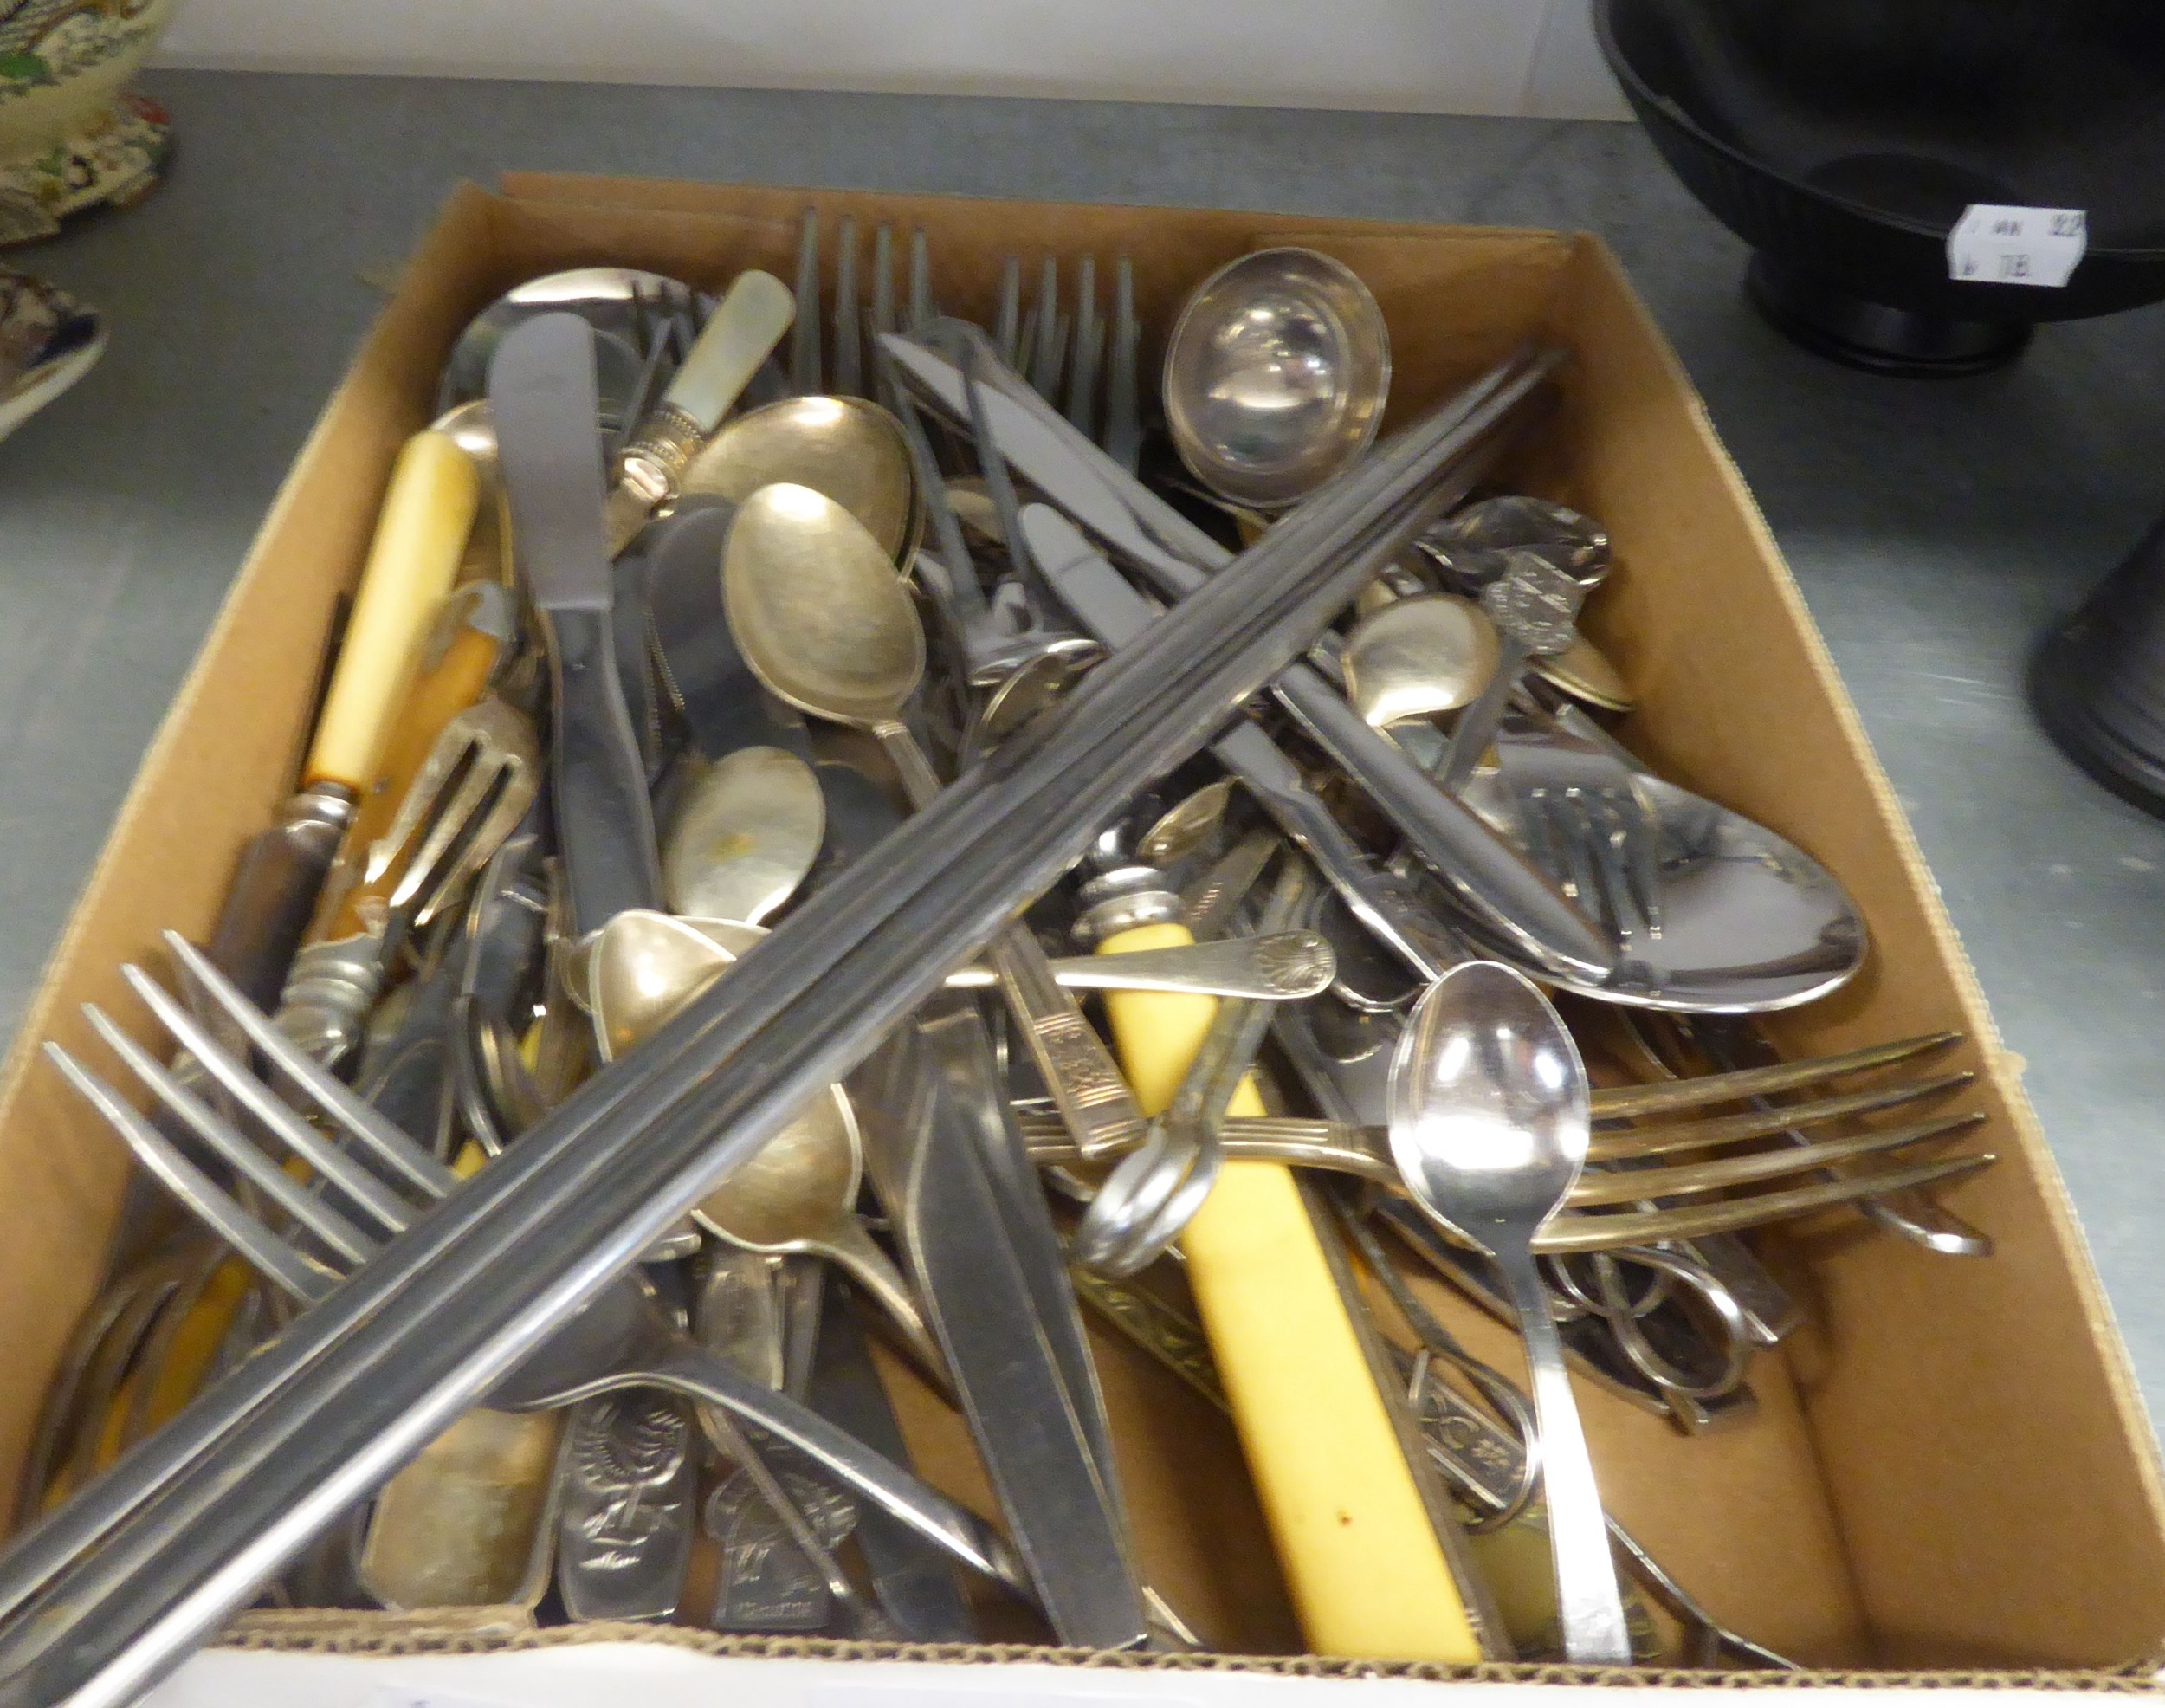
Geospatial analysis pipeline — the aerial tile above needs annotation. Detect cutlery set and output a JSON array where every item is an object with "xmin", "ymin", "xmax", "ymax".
[{"xmin": 3, "ymin": 216, "xmax": 2001, "ymax": 1700}]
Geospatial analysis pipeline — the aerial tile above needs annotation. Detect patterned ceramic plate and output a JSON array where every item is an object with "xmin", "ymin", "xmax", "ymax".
[{"xmin": 0, "ymin": 265, "xmax": 102, "ymax": 443}]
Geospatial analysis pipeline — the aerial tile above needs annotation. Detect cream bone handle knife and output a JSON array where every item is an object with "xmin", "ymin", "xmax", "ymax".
[{"xmin": 604, "ymin": 269, "xmax": 795, "ymax": 556}]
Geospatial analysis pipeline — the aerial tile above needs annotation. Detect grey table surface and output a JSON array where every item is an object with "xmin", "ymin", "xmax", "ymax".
[{"xmin": 5, "ymin": 71, "xmax": 2163, "ymax": 1425}]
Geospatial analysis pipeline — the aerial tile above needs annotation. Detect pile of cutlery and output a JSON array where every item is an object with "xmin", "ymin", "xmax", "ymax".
[{"xmin": 0, "ymin": 216, "xmax": 2000, "ymax": 1705}]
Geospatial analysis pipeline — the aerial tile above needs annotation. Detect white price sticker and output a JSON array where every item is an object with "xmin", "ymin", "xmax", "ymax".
[{"xmin": 1947, "ymin": 204, "xmax": 2087, "ymax": 288}]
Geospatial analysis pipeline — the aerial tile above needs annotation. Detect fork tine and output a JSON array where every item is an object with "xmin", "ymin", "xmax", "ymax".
[
  {"xmin": 409, "ymin": 757, "xmax": 537, "ymax": 932},
  {"xmin": 365, "ymin": 718, "xmax": 475, "ymax": 890},
  {"xmin": 1028, "ymin": 256, "xmax": 1063, "ymax": 398},
  {"xmin": 1569, "ymin": 1113, "xmax": 1985, "ymax": 1208},
  {"xmin": 45, "ymin": 1043, "xmax": 335, "ymax": 1305},
  {"xmin": 122, "ymin": 965, "xmax": 420, "ymax": 1234},
  {"xmin": 381, "ymin": 744, "xmax": 494, "ymax": 916},
  {"xmin": 382, "ymin": 701, "xmax": 540, "ymax": 923},
  {"xmin": 1588, "ymin": 1032, "xmax": 1964, "ymax": 1121},
  {"xmin": 1064, "ymin": 254, "xmax": 1102, "ymax": 439},
  {"xmin": 833, "ymin": 215, "xmax": 862, "ymax": 398},
  {"xmin": 1620, "ymin": 790, "xmax": 1663, "ymax": 938},
  {"xmin": 1104, "ymin": 256, "xmax": 1141, "ymax": 474},
  {"xmin": 672, "ymin": 277, "xmax": 703, "ymax": 355},
  {"xmin": 161, "ymin": 935, "xmax": 460, "ymax": 1202},
  {"xmin": 1592, "ymin": 1071, "xmax": 1977, "ymax": 1161},
  {"xmin": 995, "ymin": 256, "xmax": 1022, "ymax": 368},
  {"xmin": 81, "ymin": 1006, "xmax": 380, "ymax": 1267},
  {"xmin": 617, "ymin": 283, "xmax": 674, "ymax": 454},
  {"xmin": 791, "ymin": 206, "xmax": 821, "ymax": 395},
  {"xmin": 870, "ymin": 225, "xmax": 898, "ymax": 412},
  {"xmin": 1535, "ymin": 1151, "xmax": 1997, "ymax": 1253},
  {"xmin": 908, "ymin": 229, "xmax": 934, "ymax": 331}
]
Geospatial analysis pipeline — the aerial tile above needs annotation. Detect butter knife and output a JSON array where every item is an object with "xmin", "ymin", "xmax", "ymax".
[{"xmin": 490, "ymin": 312, "xmax": 665, "ymax": 939}]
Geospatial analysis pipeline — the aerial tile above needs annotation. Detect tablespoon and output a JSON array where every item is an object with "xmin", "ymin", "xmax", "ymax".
[
  {"xmin": 722, "ymin": 482, "xmax": 1144, "ymax": 1159},
  {"xmin": 1386, "ymin": 961, "xmax": 1632, "ymax": 1664},
  {"xmin": 580, "ymin": 912, "xmax": 948, "ymax": 1388},
  {"xmin": 679, "ymin": 395, "xmax": 919, "ymax": 567}
]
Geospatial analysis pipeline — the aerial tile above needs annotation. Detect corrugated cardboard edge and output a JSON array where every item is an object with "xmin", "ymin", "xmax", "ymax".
[
  {"xmin": 211, "ymin": 1616, "xmax": 2165, "ymax": 1690},
  {"xmin": 1554, "ymin": 235, "xmax": 2165, "ymax": 1665}
]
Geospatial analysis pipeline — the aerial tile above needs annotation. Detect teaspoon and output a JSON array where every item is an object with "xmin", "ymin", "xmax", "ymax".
[
  {"xmin": 583, "ymin": 911, "xmax": 948, "ymax": 1387},
  {"xmin": 1387, "ymin": 961, "xmax": 1632, "ymax": 1664}
]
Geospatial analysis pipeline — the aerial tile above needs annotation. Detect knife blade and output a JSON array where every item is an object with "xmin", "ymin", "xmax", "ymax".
[
  {"xmin": 884, "ymin": 330, "xmax": 1612, "ymax": 986},
  {"xmin": 917, "ymin": 1003, "xmax": 1121, "ymax": 1493},
  {"xmin": 490, "ymin": 312, "xmax": 665, "ymax": 939},
  {"xmin": 851, "ymin": 1024, "xmax": 1150, "ymax": 1651}
]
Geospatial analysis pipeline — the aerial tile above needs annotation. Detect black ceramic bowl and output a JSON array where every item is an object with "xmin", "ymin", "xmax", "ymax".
[{"xmin": 1597, "ymin": 0, "xmax": 2165, "ymax": 374}]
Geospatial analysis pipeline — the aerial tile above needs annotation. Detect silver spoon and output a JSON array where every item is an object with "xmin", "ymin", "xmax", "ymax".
[
  {"xmin": 1162, "ymin": 247, "xmax": 1390, "ymax": 512},
  {"xmin": 722, "ymin": 482, "xmax": 1144, "ymax": 1159},
  {"xmin": 1386, "ymin": 960, "xmax": 1632, "ymax": 1664},
  {"xmin": 582, "ymin": 912, "xmax": 948, "ymax": 1388},
  {"xmin": 1341, "ymin": 592, "xmax": 1501, "ymax": 731},
  {"xmin": 661, "ymin": 745, "xmax": 826, "ymax": 924}
]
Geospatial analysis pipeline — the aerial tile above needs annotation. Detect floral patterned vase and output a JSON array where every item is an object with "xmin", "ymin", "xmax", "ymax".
[{"xmin": 0, "ymin": 0, "xmax": 178, "ymax": 244}]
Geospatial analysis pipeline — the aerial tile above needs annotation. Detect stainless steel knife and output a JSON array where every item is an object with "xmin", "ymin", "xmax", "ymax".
[
  {"xmin": 489, "ymin": 312, "xmax": 665, "ymax": 939},
  {"xmin": 852, "ymin": 1024, "xmax": 1150, "ymax": 1651},
  {"xmin": 806, "ymin": 1276, "xmax": 978, "ymax": 1641}
]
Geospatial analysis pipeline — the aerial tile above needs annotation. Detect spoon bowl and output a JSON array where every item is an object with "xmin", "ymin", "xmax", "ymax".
[
  {"xmin": 1488, "ymin": 708, "xmax": 1866, "ymax": 1013},
  {"xmin": 1532, "ymin": 632, "xmax": 1637, "ymax": 715},
  {"xmin": 682, "ymin": 397, "xmax": 919, "ymax": 566},
  {"xmin": 438, "ymin": 266, "xmax": 684, "ymax": 433},
  {"xmin": 1342, "ymin": 593, "xmax": 1502, "ymax": 729},
  {"xmin": 662, "ymin": 745, "xmax": 826, "ymax": 924},
  {"xmin": 581, "ymin": 910, "xmax": 945, "ymax": 1381},
  {"xmin": 962, "ymin": 639, "xmax": 1103, "ymax": 766},
  {"xmin": 724, "ymin": 483, "xmax": 925, "ymax": 734},
  {"xmin": 1163, "ymin": 247, "xmax": 1390, "ymax": 511},
  {"xmin": 1388, "ymin": 961, "xmax": 1591, "ymax": 1241},
  {"xmin": 585, "ymin": 910, "xmax": 734, "ymax": 1064}
]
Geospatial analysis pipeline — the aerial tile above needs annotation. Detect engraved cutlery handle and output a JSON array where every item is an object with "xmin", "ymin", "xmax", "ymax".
[{"xmin": 876, "ymin": 719, "xmax": 1144, "ymax": 1157}]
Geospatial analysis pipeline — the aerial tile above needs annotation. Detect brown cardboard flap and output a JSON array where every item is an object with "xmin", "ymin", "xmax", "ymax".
[{"xmin": 3, "ymin": 178, "xmax": 2162, "ymax": 1680}]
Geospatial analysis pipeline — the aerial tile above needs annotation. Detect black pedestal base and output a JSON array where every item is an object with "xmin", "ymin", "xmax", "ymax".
[{"xmin": 1746, "ymin": 253, "xmax": 2033, "ymax": 378}]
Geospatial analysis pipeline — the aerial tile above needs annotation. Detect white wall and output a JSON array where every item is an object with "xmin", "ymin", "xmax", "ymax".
[{"xmin": 152, "ymin": 0, "xmax": 1632, "ymax": 120}]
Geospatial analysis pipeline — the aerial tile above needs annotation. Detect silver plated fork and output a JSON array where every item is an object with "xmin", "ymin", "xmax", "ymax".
[{"xmin": 44, "ymin": 931, "xmax": 1036, "ymax": 1607}]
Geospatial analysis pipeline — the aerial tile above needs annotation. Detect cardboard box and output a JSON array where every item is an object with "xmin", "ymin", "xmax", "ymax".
[{"xmin": 6, "ymin": 177, "xmax": 2164, "ymax": 1689}]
